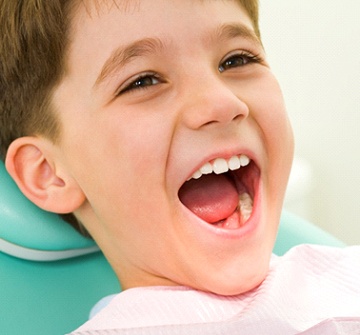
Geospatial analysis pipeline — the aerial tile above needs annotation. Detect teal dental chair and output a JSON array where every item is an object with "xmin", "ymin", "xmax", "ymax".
[{"xmin": 0, "ymin": 161, "xmax": 345, "ymax": 335}]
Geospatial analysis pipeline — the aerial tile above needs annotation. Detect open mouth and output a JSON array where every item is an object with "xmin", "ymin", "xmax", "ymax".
[{"xmin": 178, "ymin": 154, "xmax": 260, "ymax": 230}]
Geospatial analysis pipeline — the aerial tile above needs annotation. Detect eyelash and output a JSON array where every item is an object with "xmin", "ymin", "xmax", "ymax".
[
  {"xmin": 117, "ymin": 51, "xmax": 262, "ymax": 96},
  {"xmin": 117, "ymin": 72, "xmax": 163, "ymax": 95},
  {"xmin": 218, "ymin": 50, "xmax": 262, "ymax": 72}
]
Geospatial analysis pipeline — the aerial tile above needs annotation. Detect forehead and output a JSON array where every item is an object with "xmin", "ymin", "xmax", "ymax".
[
  {"xmin": 75, "ymin": 0, "xmax": 141, "ymax": 15},
  {"xmin": 69, "ymin": 0, "xmax": 254, "ymax": 48},
  {"xmin": 71, "ymin": 0, "xmax": 250, "ymax": 28},
  {"xmin": 76, "ymin": 0, "xmax": 245, "ymax": 15}
]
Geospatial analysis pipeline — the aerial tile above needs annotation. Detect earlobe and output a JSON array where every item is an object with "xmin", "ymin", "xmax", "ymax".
[{"xmin": 5, "ymin": 137, "xmax": 86, "ymax": 214}]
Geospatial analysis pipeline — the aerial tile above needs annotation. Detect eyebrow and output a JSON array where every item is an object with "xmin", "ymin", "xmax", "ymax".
[
  {"xmin": 211, "ymin": 23, "xmax": 262, "ymax": 47},
  {"xmin": 94, "ymin": 37, "xmax": 165, "ymax": 88},
  {"xmin": 94, "ymin": 23, "xmax": 261, "ymax": 89}
]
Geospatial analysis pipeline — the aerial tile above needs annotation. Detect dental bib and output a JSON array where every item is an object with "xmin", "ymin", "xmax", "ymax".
[{"xmin": 69, "ymin": 244, "xmax": 360, "ymax": 335}]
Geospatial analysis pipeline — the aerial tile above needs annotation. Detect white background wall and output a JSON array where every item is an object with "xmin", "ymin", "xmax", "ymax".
[{"xmin": 259, "ymin": 0, "xmax": 360, "ymax": 244}]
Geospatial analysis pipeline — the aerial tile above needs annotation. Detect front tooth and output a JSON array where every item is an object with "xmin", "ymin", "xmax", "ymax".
[
  {"xmin": 200, "ymin": 162, "xmax": 213, "ymax": 175},
  {"xmin": 239, "ymin": 154, "xmax": 250, "ymax": 167},
  {"xmin": 213, "ymin": 158, "xmax": 228, "ymax": 174},
  {"xmin": 228, "ymin": 156, "xmax": 241, "ymax": 171},
  {"xmin": 192, "ymin": 170, "xmax": 202, "ymax": 179}
]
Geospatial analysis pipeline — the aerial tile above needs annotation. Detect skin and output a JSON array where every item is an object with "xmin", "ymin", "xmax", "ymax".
[{"xmin": 7, "ymin": 0, "xmax": 294, "ymax": 295}]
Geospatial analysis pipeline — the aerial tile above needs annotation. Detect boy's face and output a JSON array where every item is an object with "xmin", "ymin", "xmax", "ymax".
[{"xmin": 52, "ymin": 0, "xmax": 293, "ymax": 295}]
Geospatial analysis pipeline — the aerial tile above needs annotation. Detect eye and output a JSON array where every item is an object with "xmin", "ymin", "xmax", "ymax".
[
  {"xmin": 219, "ymin": 51, "xmax": 261, "ymax": 73},
  {"xmin": 117, "ymin": 72, "xmax": 162, "ymax": 95}
]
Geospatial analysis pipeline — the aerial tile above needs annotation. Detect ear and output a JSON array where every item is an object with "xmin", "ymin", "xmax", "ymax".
[{"xmin": 5, "ymin": 137, "xmax": 86, "ymax": 214}]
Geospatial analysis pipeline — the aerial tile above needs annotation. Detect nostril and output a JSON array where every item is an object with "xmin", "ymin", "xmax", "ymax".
[
  {"xmin": 201, "ymin": 113, "xmax": 243, "ymax": 128},
  {"xmin": 233, "ymin": 114, "xmax": 244, "ymax": 122},
  {"xmin": 203, "ymin": 120, "xmax": 218, "ymax": 127}
]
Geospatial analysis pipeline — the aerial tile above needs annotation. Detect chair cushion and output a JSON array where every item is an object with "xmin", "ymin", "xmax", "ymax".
[{"xmin": 274, "ymin": 211, "xmax": 345, "ymax": 255}]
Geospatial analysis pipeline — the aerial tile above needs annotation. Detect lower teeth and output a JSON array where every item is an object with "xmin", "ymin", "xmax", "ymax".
[
  {"xmin": 239, "ymin": 192, "xmax": 253, "ymax": 222},
  {"xmin": 212, "ymin": 192, "xmax": 253, "ymax": 228}
]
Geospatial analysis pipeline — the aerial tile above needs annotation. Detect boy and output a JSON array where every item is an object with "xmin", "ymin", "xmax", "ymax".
[{"xmin": 1, "ymin": 0, "xmax": 359, "ymax": 334}]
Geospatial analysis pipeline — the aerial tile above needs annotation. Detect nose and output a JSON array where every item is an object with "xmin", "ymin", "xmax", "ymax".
[{"xmin": 179, "ymin": 76, "xmax": 249, "ymax": 130}]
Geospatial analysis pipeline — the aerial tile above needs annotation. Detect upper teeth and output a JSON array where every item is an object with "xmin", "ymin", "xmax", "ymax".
[{"xmin": 189, "ymin": 154, "xmax": 250, "ymax": 180}]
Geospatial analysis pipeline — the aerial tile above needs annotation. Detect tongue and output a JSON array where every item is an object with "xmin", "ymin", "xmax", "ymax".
[{"xmin": 179, "ymin": 174, "xmax": 239, "ymax": 223}]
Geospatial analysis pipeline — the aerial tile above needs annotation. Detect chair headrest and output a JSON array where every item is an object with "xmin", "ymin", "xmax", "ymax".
[{"xmin": 0, "ymin": 161, "xmax": 98, "ymax": 261}]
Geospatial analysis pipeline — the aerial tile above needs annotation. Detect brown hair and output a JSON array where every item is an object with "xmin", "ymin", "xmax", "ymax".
[
  {"xmin": 0, "ymin": 0, "xmax": 260, "ymax": 234},
  {"xmin": 239, "ymin": 0, "xmax": 260, "ymax": 38},
  {"xmin": 0, "ymin": 1, "xmax": 72, "ymax": 159}
]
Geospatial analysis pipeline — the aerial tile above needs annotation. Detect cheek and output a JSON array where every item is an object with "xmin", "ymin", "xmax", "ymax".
[
  {"xmin": 249, "ymin": 75, "xmax": 294, "ymax": 196},
  {"xmin": 61, "ymin": 112, "xmax": 174, "ymax": 218},
  {"xmin": 250, "ymin": 75, "xmax": 293, "ymax": 153}
]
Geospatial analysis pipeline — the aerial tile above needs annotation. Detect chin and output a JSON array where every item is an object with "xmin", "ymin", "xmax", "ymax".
[
  {"xmin": 192, "ymin": 251, "xmax": 272, "ymax": 297},
  {"xmin": 204, "ymin": 270, "xmax": 268, "ymax": 297}
]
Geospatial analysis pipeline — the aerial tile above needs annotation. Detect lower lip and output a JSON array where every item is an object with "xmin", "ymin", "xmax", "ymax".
[{"xmin": 182, "ymin": 179, "xmax": 262, "ymax": 240}]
